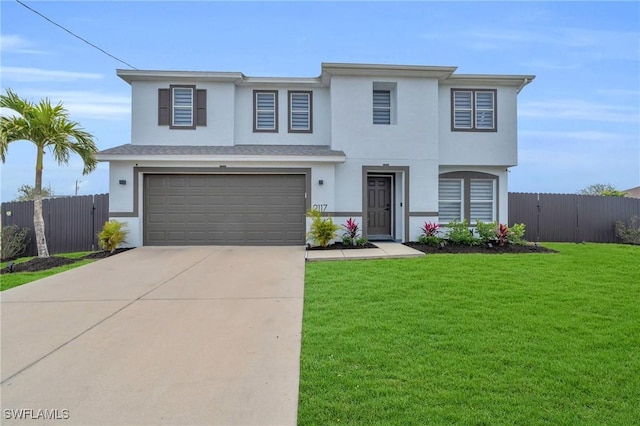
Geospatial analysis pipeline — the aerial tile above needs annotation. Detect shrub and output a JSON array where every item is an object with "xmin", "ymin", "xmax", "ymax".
[
  {"xmin": 474, "ymin": 221, "xmax": 527, "ymax": 246},
  {"xmin": 615, "ymin": 216, "xmax": 640, "ymax": 245},
  {"xmin": 1, "ymin": 224, "xmax": 30, "ymax": 261},
  {"xmin": 98, "ymin": 220, "xmax": 128, "ymax": 253},
  {"xmin": 475, "ymin": 220, "xmax": 497, "ymax": 243},
  {"xmin": 307, "ymin": 208, "xmax": 341, "ymax": 248},
  {"xmin": 355, "ymin": 236, "xmax": 369, "ymax": 247},
  {"xmin": 342, "ymin": 218, "xmax": 361, "ymax": 246},
  {"xmin": 508, "ymin": 223, "xmax": 527, "ymax": 245},
  {"xmin": 444, "ymin": 219, "xmax": 479, "ymax": 245}
]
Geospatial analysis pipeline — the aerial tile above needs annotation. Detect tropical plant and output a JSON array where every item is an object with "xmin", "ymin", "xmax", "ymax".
[
  {"xmin": 98, "ymin": 220, "xmax": 128, "ymax": 253},
  {"xmin": 342, "ymin": 217, "xmax": 361, "ymax": 246},
  {"xmin": 0, "ymin": 89, "xmax": 98, "ymax": 258},
  {"xmin": 418, "ymin": 221, "xmax": 443, "ymax": 246},
  {"xmin": 307, "ymin": 208, "xmax": 341, "ymax": 248},
  {"xmin": 1, "ymin": 224, "xmax": 30, "ymax": 261},
  {"xmin": 13, "ymin": 184, "xmax": 54, "ymax": 201}
]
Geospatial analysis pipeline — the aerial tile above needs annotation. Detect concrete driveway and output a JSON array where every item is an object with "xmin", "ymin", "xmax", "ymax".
[{"xmin": 1, "ymin": 246, "xmax": 305, "ymax": 425}]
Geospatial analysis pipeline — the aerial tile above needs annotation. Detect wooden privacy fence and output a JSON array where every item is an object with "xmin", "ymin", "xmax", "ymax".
[
  {"xmin": 509, "ymin": 192, "xmax": 640, "ymax": 243},
  {"xmin": 1, "ymin": 194, "xmax": 109, "ymax": 256}
]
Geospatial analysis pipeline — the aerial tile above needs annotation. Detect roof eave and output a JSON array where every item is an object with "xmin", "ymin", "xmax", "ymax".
[
  {"xmin": 96, "ymin": 154, "xmax": 346, "ymax": 163},
  {"xmin": 116, "ymin": 69, "xmax": 245, "ymax": 84},
  {"xmin": 321, "ymin": 62, "xmax": 457, "ymax": 83}
]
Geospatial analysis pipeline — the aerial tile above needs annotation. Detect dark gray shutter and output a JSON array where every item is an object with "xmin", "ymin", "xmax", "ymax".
[
  {"xmin": 196, "ymin": 89, "xmax": 207, "ymax": 126},
  {"xmin": 158, "ymin": 89, "xmax": 170, "ymax": 126}
]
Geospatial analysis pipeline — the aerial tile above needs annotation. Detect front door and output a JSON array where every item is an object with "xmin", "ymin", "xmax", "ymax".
[{"xmin": 367, "ymin": 176, "xmax": 392, "ymax": 238}]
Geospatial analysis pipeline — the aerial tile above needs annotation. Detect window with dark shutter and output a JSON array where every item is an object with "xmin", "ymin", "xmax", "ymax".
[{"xmin": 158, "ymin": 85, "xmax": 206, "ymax": 129}]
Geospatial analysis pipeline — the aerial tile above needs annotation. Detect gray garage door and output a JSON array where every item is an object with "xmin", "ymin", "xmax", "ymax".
[{"xmin": 144, "ymin": 174, "xmax": 306, "ymax": 245}]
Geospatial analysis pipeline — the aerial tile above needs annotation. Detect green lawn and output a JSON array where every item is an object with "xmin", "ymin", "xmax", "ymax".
[
  {"xmin": 1, "ymin": 251, "xmax": 94, "ymax": 291},
  {"xmin": 299, "ymin": 243, "xmax": 640, "ymax": 425}
]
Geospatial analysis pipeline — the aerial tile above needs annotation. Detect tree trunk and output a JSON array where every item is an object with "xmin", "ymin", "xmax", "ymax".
[{"xmin": 34, "ymin": 145, "xmax": 50, "ymax": 258}]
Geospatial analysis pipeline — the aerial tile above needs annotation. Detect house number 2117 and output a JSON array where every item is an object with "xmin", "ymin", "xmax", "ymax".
[{"xmin": 312, "ymin": 204, "xmax": 328, "ymax": 212}]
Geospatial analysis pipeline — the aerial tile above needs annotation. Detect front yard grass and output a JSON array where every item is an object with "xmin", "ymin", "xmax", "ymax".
[
  {"xmin": 0, "ymin": 252, "xmax": 94, "ymax": 291},
  {"xmin": 299, "ymin": 243, "xmax": 640, "ymax": 425}
]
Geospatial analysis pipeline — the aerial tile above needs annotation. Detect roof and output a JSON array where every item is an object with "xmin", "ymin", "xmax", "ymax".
[
  {"xmin": 116, "ymin": 62, "xmax": 535, "ymax": 92},
  {"xmin": 623, "ymin": 186, "xmax": 640, "ymax": 198},
  {"xmin": 96, "ymin": 144, "xmax": 346, "ymax": 163}
]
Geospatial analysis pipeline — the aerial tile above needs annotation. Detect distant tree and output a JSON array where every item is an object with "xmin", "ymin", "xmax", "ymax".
[
  {"xmin": 13, "ymin": 184, "xmax": 54, "ymax": 201},
  {"xmin": 0, "ymin": 89, "xmax": 98, "ymax": 258},
  {"xmin": 578, "ymin": 183, "xmax": 627, "ymax": 197}
]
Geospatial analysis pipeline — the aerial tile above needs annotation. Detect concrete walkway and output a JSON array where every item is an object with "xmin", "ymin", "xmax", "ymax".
[
  {"xmin": 1, "ymin": 246, "xmax": 305, "ymax": 425},
  {"xmin": 305, "ymin": 241, "xmax": 425, "ymax": 261}
]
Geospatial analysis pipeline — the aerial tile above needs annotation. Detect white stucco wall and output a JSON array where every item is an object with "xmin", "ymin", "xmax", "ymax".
[
  {"xmin": 438, "ymin": 85, "xmax": 518, "ymax": 166},
  {"xmin": 130, "ymin": 81, "xmax": 236, "ymax": 146},
  {"xmin": 329, "ymin": 76, "xmax": 440, "ymax": 160}
]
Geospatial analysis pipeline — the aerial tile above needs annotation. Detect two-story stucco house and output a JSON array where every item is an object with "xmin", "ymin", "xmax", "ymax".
[{"xmin": 96, "ymin": 62, "xmax": 534, "ymax": 246}]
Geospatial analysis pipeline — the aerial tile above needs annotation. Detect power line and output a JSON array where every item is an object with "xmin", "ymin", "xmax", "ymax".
[{"xmin": 15, "ymin": 0, "xmax": 138, "ymax": 70}]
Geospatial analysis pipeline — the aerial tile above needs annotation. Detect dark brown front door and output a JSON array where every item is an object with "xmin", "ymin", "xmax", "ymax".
[{"xmin": 367, "ymin": 176, "xmax": 392, "ymax": 237}]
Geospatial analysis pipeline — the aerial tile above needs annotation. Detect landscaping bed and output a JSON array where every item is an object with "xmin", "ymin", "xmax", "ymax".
[
  {"xmin": 307, "ymin": 242, "xmax": 378, "ymax": 250},
  {"xmin": 404, "ymin": 241, "xmax": 557, "ymax": 254},
  {"xmin": 1, "ymin": 248, "xmax": 133, "ymax": 274}
]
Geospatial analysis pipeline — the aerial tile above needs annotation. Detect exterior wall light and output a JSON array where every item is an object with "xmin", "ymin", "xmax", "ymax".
[{"xmin": 119, "ymin": 180, "xmax": 127, "ymax": 185}]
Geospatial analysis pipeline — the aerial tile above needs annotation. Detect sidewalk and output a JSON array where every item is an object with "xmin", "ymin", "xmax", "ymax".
[{"xmin": 305, "ymin": 242, "xmax": 425, "ymax": 261}]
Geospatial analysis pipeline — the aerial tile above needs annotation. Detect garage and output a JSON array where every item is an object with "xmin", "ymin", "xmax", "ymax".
[{"xmin": 144, "ymin": 174, "xmax": 307, "ymax": 245}]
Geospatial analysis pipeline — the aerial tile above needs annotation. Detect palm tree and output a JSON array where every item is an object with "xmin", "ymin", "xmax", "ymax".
[{"xmin": 0, "ymin": 89, "xmax": 98, "ymax": 258}]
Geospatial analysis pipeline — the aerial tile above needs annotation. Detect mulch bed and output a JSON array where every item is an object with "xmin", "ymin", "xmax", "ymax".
[
  {"xmin": 403, "ymin": 242, "xmax": 557, "ymax": 254},
  {"xmin": 1, "ymin": 248, "xmax": 133, "ymax": 274},
  {"xmin": 307, "ymin": 242, "xmax": 378, "ymax": 250}
]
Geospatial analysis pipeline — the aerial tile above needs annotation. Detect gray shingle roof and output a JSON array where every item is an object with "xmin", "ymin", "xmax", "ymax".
[{"xmin": 97, "ymin": 144, "xmax": 345, "ymax": 157}]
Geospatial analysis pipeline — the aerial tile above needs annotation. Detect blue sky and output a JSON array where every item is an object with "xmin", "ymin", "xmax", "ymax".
[{"xmin": 1, "ymin": 1, "xmax": 638, "ymax": 201}]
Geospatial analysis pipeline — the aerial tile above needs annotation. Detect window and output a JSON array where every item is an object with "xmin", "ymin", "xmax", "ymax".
[
  {"xmin": 373, "ymin": 90, "xmax": 391, "ymax": 125},
  {"xmin": 438, "ymin": 172, "xmax": 498, "ymax": 224},
  {"xmin": 158, "ymin": 86, "xmax": 206, "ymax": 129},
  {"xmin": 172, "ymin": 87, "xmax": 193, "ymax": 127},
  {"xmin": 438, "ymin": 179, "xmax": 463, "ymax": 223},
  {"xmin": 254, "ymin": 90, "xmax": 278, "ymax": 132},
  {"xmin": 469, "ymin": 180, "xmax": 495, "ymax": 222},
  {"xmin": 288, "ymin": 91, "xmax": 312, "ymax": 133},
  {"xmin": 451, "ymin": 89, "xmax": 496, "ymax": 131},
  {"xmin": 372, "ymin": 82, "xmax": 397, "ymax": 125}
]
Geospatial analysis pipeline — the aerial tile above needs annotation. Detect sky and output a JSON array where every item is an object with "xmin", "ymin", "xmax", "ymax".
[{"xmin": 1, "ymin": 0, "xmax": 639, "ymax": 201}]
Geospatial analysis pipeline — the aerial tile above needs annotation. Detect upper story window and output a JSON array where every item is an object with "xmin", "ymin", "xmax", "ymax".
[
  {"xmin": 373, "ymin": 90, "xmax": 391, "ymax": 125},
  {"xmin": 158, "ymin": 85, "xmax": 207, "ymax": 129},
  {"xmin": 289, "ymin": 91, "xmax": 312, "ymax": 133},
  {"xmin": 439, "ymin": 172, "xmax": 498, "ymax": 224},
  {"xmin": 372, "ymin": 82, "xmax": 397, "ymax": 125},
  {"xmin": 451, "ymin": 89, "xmax": 497, "ymax": 132},
  {"xmin": 254, "ymin": 90, "xmax": 278, "ymax": 132}
]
